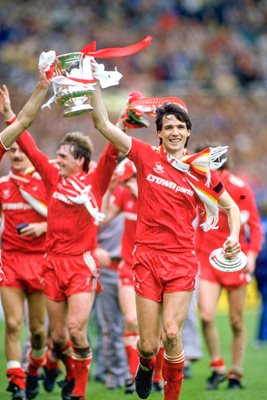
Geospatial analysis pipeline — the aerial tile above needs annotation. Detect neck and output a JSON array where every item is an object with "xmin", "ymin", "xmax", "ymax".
[{"xmin": 163, "ymin": 147, "xmax": 185, "ymax": 160}]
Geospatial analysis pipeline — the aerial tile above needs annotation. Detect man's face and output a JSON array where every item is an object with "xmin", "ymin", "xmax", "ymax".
[
  {"xmin": 56, "ymin": 144, "xmax": 84, "ymax": 178},
  {"xmin": 158, "ymin": 114, "xmax": 190, "ymax": 156},
  {"xmin": 8, "ymin": 143, "xmax": 31, "ymax": 172}
]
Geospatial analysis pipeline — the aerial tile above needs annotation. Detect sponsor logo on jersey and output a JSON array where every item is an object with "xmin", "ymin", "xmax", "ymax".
[
  {"xmin": 153, "ymin": 162, "xmax": 165, "ymax": 174},
  {"xmin": 2, "ymin": 188, "xmax": 11, "ymax": 200},
  {"xmin": 146, "ymin": 174, "xmax": 194, "ymax": 196},
  {"xmin": 52, "ymin": 191, "xmax": 73, "ymax": 204},
  {"xmin": 2, "ymin": 202, "xmax": 32, "ymax": 210}
]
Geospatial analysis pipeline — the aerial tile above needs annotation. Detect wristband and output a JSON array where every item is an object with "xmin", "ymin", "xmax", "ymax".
[{"xmin": 5, "ymin": 114, "xmax": 16, "ymax": 125}]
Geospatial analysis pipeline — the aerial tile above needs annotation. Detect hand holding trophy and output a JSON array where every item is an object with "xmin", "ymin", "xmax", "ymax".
[
  {"xmin": 209, "ymin": 236, "xmax": 247, "ymax": 272},
  {"xmin": 39, "ymin": 37, "xmax": 152, "ymax": 117}
]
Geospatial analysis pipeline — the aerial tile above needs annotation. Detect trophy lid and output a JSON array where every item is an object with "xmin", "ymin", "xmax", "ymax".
[{"xmin": 209, "ymin": 248, "xmax": 247, "ymax": 272}]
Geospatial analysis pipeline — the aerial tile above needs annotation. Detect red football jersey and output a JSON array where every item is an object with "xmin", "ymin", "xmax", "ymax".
[
  {"xmin": 0, "ymin": 171, "xmax": 47, "ymax": 253},
  {"xmin": 195, "ymin": 169, "xmax": 263, "ymax": 256},
  {"xmin": 113, "ymin": 185, "xmax": 137, "ymax": 264},
  {"xmin": 127, "ymin": 138, "xmax": 223, "ymax": 253},
  {"xmin": 17, "ymin": 131, "xmax": 118, "ymax": 256}
]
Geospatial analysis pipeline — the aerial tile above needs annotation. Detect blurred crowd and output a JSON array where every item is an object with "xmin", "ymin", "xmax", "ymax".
[{"xmin": 0, "ymin": 0, "xmax": 267, "ymax": 197}]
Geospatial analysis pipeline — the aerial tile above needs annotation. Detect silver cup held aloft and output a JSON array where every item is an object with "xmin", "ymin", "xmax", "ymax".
[{"xmin": 53, "ymin": 52, "xmax": 95, "ymax": 117}]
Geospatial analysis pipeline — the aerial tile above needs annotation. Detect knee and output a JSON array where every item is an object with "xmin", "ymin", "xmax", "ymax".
[
  {"xmin": 231, "ymin": 318, "xmax": 244, "ymax": 335},
  {"xmin": 6, "ymin": 316, "xmax": 23, "ymax": 335},
  {"xmin": 50, "ymin": 326, "xmax": 69, "ymax": 346},
  {"xmin": 124, "ymin": 316, "xmax": 138, "ymax": 332},
  {"xmin": 163, "ymin": 324, "xmax": 180, "ymax": 344},
  {"xmin": 30, "ymin": 319, "xmax": 46, "ymax": 338},
  {"xmin": 68, "ymin": 319, "xmax": 86, "ymax": 346},
  {"xmin": 200, "ymin": 309, "xmax": 214, "ymax": 325},
  {"xmin": 139, "ymin": 338, "xmax": 159, "ymax": 359}
]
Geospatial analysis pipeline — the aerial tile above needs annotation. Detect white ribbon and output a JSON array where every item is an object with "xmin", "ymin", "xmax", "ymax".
[
  {"xmin": 65, "ymin": 178, "xmax": 105, "ymax": 225},
  {"xmin": 38, "ymin": 50, "xmax": 56, "ymax": 71}
]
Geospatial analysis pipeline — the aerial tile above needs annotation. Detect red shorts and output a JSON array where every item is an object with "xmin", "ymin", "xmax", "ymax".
[
  {"xmin": 118, "ymin": 260, "xmax": 134, "ymax": 286},
  {"xmin": 198, "ymin": 253, "xmax": 249, "ymax": 290},
  {"xmin": 132, "ymin": 246, "xmax": 198, "ymax": 303},
  {"xmin": 2, "ymin": 250, "xmax": 44, "ymax": 293},
  {"xmin": 44, "ymin": 251, "xmax": 101, "ymax": 301}
]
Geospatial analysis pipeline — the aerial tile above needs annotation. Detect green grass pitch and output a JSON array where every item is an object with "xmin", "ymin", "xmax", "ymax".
[{"xmin": 0, "ymin": 311, "xmax": 266, "ymax": 399}]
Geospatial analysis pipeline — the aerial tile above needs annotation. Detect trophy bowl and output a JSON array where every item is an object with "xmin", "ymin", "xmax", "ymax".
[
  {"xmin": 209, "ymin": 248, "xmax": 247, "ymax": 272},
  {"xmin": 53, "ymin": 52, "xmax": 95, "ymax": 117}
]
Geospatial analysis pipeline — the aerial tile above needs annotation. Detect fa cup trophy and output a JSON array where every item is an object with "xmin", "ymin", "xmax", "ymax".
[
  {"xmin": 53, "ymin": 52, "xmax": 95, "ymax": 117},
  {"xmin": 39, "ymin": 36, "xmax": 152, "ymax": 117}
]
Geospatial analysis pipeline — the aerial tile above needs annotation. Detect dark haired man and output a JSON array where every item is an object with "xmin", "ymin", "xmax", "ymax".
[{"xmin": 91, "ymin": 79, "xmax": 242, "ymax": 400}]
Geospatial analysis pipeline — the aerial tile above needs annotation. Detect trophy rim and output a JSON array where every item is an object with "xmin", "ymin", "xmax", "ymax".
[
  {"xmin": 57, "ymin": 52, "xmax": 83, "ymax": 58},
  {"xmin": 209, "ymin": 248, "xmax": 247, "ymax": 272}
]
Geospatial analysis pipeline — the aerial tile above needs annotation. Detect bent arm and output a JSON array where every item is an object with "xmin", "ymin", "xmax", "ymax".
[
  {"xmin": 91, "ymin": 83, "xmax": 131, "ymax": 154},
  {"xmin": 218, "ymin": 190, "xmax": 241, "ymax": 257}
]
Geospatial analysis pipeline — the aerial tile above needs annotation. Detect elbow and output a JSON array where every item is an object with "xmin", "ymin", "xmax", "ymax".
[
  {"xmin": 94, "ymin": 118, "xmax": 110, "ymax": 134},
  {"xmin": 16, "ymin": 113, "xmax": 32, "ymax": 131}
]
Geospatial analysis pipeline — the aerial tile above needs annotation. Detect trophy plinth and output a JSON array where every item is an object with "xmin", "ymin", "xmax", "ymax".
[
  {"xmin": 63, "ymin": 103, "xmax": 94, "ymax": 118},
  {"xmin": 53, "ymin": 52, "xmax": 95, "ymax": 117},
  {"xmin": 209, "ymin": 248, "xmax": 247, "ymax": 272}
]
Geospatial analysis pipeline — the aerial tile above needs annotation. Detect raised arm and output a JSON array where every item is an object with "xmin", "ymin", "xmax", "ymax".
[
  {"xmin": 0, "ymin": 81, "xmax": 57, "ymax": 184},
  {"xmin": 0, "ymin": 68, "xmax": 50, "ymax": 149},
  {"xmin": 91, "ymin": 82, "xmax": 131, "ymax": 154}
]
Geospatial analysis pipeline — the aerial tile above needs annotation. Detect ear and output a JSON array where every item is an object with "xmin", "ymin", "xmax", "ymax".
[{"xmin": 77, "ymin": 156, "xmax": 85, "ymax": 168}]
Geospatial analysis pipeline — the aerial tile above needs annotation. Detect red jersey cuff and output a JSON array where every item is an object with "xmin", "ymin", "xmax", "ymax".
[{"xmin": 5, "ymin": 115, "xmax": 17, "ymax": 126}]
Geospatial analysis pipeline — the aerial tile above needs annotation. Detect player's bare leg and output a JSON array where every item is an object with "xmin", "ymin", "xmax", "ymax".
[
  {"xmin": 161, "ymin": 291, "xmax": 192, "ymax": 400},
  {"xmin": 46, "ymin": 298, "xmax": 74, "ymax": 399},
  {"xmin": 67, "ymin": 292, "xmax": 95, "ymax": 399},
  {"xmin": 227, "ymin": 285, "xmax": 247, "ymax": 389},
  {"xmin": 135, "ymin": 295, "xmax": 161, "ymax": 398},
  {"xmin": 1, "ymin": 287, "xmax": 27, "ymax": 397},
  {"xmin": 26, "ymin": 291, "xmax": 47, "ymax": 399},
  {"xmin": 119, "ymin": 284, "xmax": 139, "ymax": 393},
  {"xmin": 198, "ymin": 279, "xmax": 226, "ymax": 389}
]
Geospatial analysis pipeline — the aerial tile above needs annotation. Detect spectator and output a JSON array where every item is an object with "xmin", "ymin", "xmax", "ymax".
[{"xmin": 254, "ymin": 200, "xmax": 267, "ymax": 347}]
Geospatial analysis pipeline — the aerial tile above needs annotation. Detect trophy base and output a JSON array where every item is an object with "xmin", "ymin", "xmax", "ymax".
[
  {"xmin": 63, "ymin": 104, "xmax": 94, "ymax": 117},
  {"xmin": 209, "ymin": 248, "xmax": 247, "ymax": 272}
]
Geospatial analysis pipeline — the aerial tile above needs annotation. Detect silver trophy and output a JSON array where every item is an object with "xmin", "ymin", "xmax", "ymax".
[
  {"xmin": 209, "ymin": 248, "xmax": 247, "ymax": 272},
  {"xmin": 53, "ymin": 52, "xmax": 95, "ymax": 117}
]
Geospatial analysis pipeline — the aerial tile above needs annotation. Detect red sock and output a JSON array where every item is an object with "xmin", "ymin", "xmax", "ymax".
[
  {"xmin": 28, "ymin": 351, "xmax": 47, "ymax": 376},
  {"xmin": 71, "ymin": 347, "xmax": 92, "ymax": 397},
  {"xmin": 59, "ymin": 341, "xmax": 74, "ymax": 381},
  {"xmin": 162, "ymin": 352, "xmax": 185, "ymax": 400},
  {"xmin": 45, "ymin": 343, "xmax": 60, "ymax": 370},
  {"xmin": 123, "ymin": 332, "xmax": 139, "ymax": 379},
  {"xmin": 45, "ymin": 355, "xmax": 60, "ymax": 371},
  {"xmin": 210, "ymin": 358, "xmax": 225, "ymax": 373},
  {"xmin": 6, "ymin": 367, "xmax": 26, "ymax": 389},
  {"xmin": 139, "ymin": 356, "xmax": 156, "ymax": 371},
  {"xmin": 154, "ymin": 347, "xmax": 164, "ymax": 383}
]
